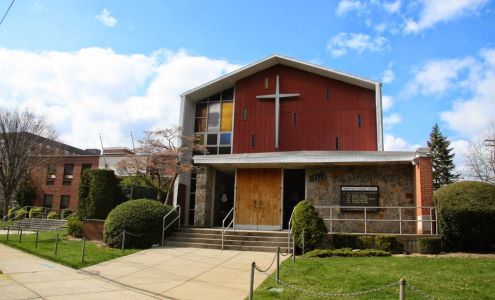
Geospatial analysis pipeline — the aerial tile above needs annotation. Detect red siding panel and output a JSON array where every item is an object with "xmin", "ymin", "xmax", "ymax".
[{"xmin": 233, "ymin": 64, "xmax": 377, "ymax": 153}]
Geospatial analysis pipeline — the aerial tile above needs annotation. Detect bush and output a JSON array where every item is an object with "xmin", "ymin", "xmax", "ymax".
[
  {"xmin": 358, "ymin": 236, "xmax": 375, "ymax": 249},
  {"xmin": 333, "ymin": 234, "xmax": 359, "ymax": 249},
  {"xmin": 434, "ymin": 181, "xmax": 495, "ymax": 251},
  {"xmin": 67, "ymin": 216, "xmax": 83, "ymax": 237},
  {"xmin": 104, "ymin": 199, "xmax": 175, "ymax": 249},
  {"xmin": 375, "ymin": 235, "xmax": 404, "ymax": 252},
  {"xmin": 77, "ymin": 169, "xmax": 119, "ymax": 219},
  {"xmin": 61, "ymin": 208, "xmax": 73, "ymax": 219},
  {"xmin": 29, "ymin": 207, "xmax": 43, "ymax": 218},
  {"xmin": 305, "ymin": 248, "xmax": 391, "ymax": 258},
  {"xmin": 15, "ymin": 209, "xmax": 28, "ymax": 220},
  {"xmin": 14, "ymin": 176, "xmax": 37, "ymax": 207},
  {"xmin": 292, "ymin": 200, "xmax": 327, "ymax": 250},
  {"xmin": 47, "ymin": 211, "xmax": 60, "ymax": 219},
  {"xmin": 418, "ymin": 238, "xmax": 442, "ymax": 254}
]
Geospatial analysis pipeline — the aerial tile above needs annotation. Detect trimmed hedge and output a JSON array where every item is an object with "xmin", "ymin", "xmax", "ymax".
[
  {"xmin": 77, "ymin": 169, "xmax": 119, "ymax": 219},
  {"xmin": 333, "ymin": 234, "xmax": 359, "ymax": 249},
  {"xmin": 434, "ymin": 181, "xmax": 495, "ymax": 251},
  {"xmin": 375, "ymin": 235, "xmax": 404, "ymax": 252},
  {"xmin": 292, "ymin": 200, "xmax": 327, "ymax": 250},
  {"xmin": 67, "ymin": 216, "xmax": 83, "ymax": 237},
  {"xmin": 104, "ymin": 199, "xmax": 176, "ymax": 249},
  {"xmin": 305, "ymin": 248, "xmax": 391, "ymax": 258},
  {"xmin": 418, "ymin": 237, "xmax": 442, "ymax": 254}
]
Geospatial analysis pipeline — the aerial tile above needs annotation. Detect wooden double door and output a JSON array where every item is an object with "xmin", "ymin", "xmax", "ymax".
[{"xmin": 235, "ymin": 168, "xmax": 281, "ymax": 230}]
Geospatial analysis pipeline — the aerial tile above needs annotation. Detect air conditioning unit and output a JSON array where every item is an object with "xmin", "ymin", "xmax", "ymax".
[
  {"xmin": 65, "ymin": 175, "xmax": 73, "ymax": 179},
  {"xmin": 49, "ymin": 175, "xmax": 56, "ymax": 178}
]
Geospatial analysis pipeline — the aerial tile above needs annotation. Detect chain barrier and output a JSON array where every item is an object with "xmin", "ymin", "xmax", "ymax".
[
  {"xmin": 278, "ymin": 279, "xmax": 398, "ymax": 298},
  {"xmin": 123, "ymin": 230, "xmax": 144, "ymax": 237},
  {"xmin": 254, "ymin": 252, "xmax": 278, "ymax": 273},
  {"xmin": 408, "ymin": 283, "xmax": 436, "ymax": 300}
]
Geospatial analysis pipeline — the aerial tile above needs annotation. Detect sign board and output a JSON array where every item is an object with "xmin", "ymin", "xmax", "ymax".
[{"xmin": 340, "ymin": 186, "xmax": 378, "ymax": 210}]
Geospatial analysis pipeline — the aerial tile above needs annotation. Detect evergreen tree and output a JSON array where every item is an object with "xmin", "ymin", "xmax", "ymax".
[{"xmin": 427, "ymin": 124, "xmax": 458, "ymax": 189}]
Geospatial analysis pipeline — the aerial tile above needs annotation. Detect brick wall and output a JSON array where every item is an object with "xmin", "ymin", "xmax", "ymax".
[
  {"xmin": 82, "ymin": 219, "xmax": 105, "ymax": 241},
  {"xmin": 414, "ymin": 156, "xmax": 434, "ymax": 234},
  {"xmin": 31, "ymin": 156, "xmax": 100, "ymax": 210}
]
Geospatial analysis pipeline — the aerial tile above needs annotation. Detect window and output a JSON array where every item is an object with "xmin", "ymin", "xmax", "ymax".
[
  {"xmin": 81, "ymin": 163, "xmax": 92, "ymax": 175},
  {"xmin": 194, "ymin": 88, "xmax": 234, "ymax": 155},
  {"xmin": 325, "ymin": 86, "xmax": 331, "ymax": 100},
  {"xmin": 60, "ymin": 195, "xmax": 70, "ymax": 209},
  {"xmin": 292, "ymin": 112, "xmax": 297, "ymax": 126},
  {"xmin": 43, "ymin": 194, "xmax": 53, "ymax": 208},
  {"xmin": 242, "ymin": 107, "xmax": 248, "ymax": 121},
  {"xmin": 251, "ymin": 134, "xmax": 256, "ymax": 148},
  {"xmin": 335, "ymin": 136, "xmax": 340, "ymax": 150},
  {"xmin": 357, "ymin": 113, "xmax": 362, "ymax": 128},
  {"xmin": 264, "ymin": 77, "xmax": 269, "ymax": 89},
  {"xmin": 63, "ymin": 164, "xmax": 74, "ymax": 178},
  {"xmin": 46, "ymin": 164, "xmax": 56, "ymax": 185}
]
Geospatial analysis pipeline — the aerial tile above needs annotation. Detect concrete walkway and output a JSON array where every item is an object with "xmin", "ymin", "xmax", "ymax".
[{"xmin": 0, "ymin": 244, "xmax": 283, "ymax": 299}]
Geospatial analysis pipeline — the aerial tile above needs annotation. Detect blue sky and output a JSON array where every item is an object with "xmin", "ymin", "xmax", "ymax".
[{"xmin": 0, "ymin": 0, "xmax": 494, "ymax": 173}]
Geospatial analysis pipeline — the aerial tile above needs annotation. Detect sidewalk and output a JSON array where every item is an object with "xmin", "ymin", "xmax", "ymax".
[{"xmin": 0, "ymin": 244, "xmax": 284, "ymax": 299}]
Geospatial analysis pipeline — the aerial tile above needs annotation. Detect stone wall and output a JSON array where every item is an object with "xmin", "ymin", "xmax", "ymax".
[
  {"xmin": 194, "ymin": 166, "xmax": 214, "ymax": 227},
  {"xmin": 307, "ymin": 164, "xmax": 416, "ymax": 234}
]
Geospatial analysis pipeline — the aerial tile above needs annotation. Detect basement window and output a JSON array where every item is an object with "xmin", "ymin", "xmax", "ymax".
[
  {"xmin": 251, "ymin": 134, "xmax": 256, "ymax": 148},
  {"xmin": 335, "ymin": 136, "xmax": 340, "ymax": 150}
]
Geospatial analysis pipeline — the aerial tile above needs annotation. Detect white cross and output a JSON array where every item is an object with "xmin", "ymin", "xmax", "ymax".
[{"xmin": 256, "ymin": 75, "xmax": 300, "ymax": 149}]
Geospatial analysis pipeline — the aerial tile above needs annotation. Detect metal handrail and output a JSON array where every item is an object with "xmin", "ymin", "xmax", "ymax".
[
  {"xmin": 287, "ymin": 207, "xmax": 296, "ymax": 257},
  {"xmin": 315, "ymin": 205, "xmax": 438, "ymax": 235},
  {"xmin": 221, "ymin": 207, "xmax": 235, "ymax": 250},
  {"xmin": 161, "ymin": 205, "xmax": 181, "ymax": 246},
  {"xmin": 2, "ymin": 206, "xmax": 71, "ymax": 224}
]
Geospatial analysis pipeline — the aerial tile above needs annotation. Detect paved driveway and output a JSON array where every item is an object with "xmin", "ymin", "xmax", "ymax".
[{"xmin": 0, "ymin": 244, "xmax": 283, "ymax": 299}]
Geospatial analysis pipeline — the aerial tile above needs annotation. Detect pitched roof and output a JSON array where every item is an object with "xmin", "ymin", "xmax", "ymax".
[{"xmin": 181, "ymin": 54, "xmax": 379, "ymax": 101}]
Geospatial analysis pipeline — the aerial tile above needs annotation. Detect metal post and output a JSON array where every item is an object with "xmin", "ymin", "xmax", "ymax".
[
  {"xmin": 35, "ymin": 231, "xmax": 39, "ymax": 249},
  {"xmin": 430, "ymin": 208, "xmax": 433, "ymax": 234},
  {"xmin": 121, "ymin": 229, "xmax": 126, "ymax": 254},
  {"xmin": 276, "ymin": 247, "xmax": 280, "ymax": 285},
  {"xmin": 399, "ymin": 278, "xmax": 406, "ymax": 300},
  {"xmin": 19, "ymin": 228, "xmax": 23, "ymax": 243},
  {"xmin": 6, "ymin": 226, "xmax": 9, "ymax": 241},
  {"xmin": 81, "ymin": 238, "xmax": 86, "ymax": 263},
  {"xmin": 435, "ymin": 209, "xmax": 438, "ymax": 235},
  {"xmin": 54, "ymin": 233, "xmax": 59, "ymax": 255},
  {"xmin": 364, "ymin": 208, "xmax": 367, "ymax": 234},
  {"xmin": 399, "ymin": 208, "xmax": 402, "ymax": 235},
  {"xmin": 302, "ymin": 229, "xmax": 305, "ymax": 255},
  {"xmin": 330, "ymin": 206, "xmax": 333, "ymax": 233},
  {"xmin": 178, "ymin": 206, "xmax": 181, "ymax": 229},
  {"xmin": 249, "ymin": 262, "xmax": 255, "ymax": 300},
  {"xmin": 292, "ymin": 233, "xmax": 296, "ymax": 262}
]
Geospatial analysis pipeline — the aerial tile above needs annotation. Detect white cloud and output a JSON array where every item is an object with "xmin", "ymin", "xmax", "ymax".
[
  {"xmin": 405, "ymin": 57, "xmax": 477, "ymax": 96},
  {"xmin": 96, "ymin": 9, "xmax": 117, "ymax": 27},
  {"xmin": 383, "ymin": 0, "xmax": 401, "ymax": 13},
  {"xmin": 0, "ymin": 47, "xmax": 241, "ymax": 149},
  {"xmin": 384, "ymin": 134, "xmax": 419, "ymax": 151},
  {"xmin": 336, "ymin": 0, "xmax": 366, "ymax": 16},
  {"xmin": 326, "ymin": 32, "xmax": 389, "ymax": 58},
  {"xmin": 382, "ymin": 95, "xmax": 394, "ymax": 111},
  {"xmin": 450, "ymin": 139, "xmax": 471, "ymax": 177},
  {"xmin": 382, "ymin": 64, "xmax": 395, "ymax": 84},
  {"xmin": 383, "ymin": 113, "xmax": 401, "ymax": 129},
  {"xmin": 404, "ymin": 0, "xmax": 489, "ymax": 34}
]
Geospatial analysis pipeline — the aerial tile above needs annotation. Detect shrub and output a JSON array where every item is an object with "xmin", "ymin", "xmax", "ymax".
[
  {"xmin": 77, "ymin": 169, "xmax": 119, "ymax": 219},
  {"xmin": 333, "ymin": 234, "xmax": 359, "ymax": 249},
  {"xmin": 358, "ymin": 236, "xmax": 375, "ymax": 249},
  {"xmin": 47, "ymin": 211, "xmax": 60, "ymax": 219},
  {"xmin": 104, "ymin": 199, "xmax": 175, "ymax": 249},
  {"xmin": 305, "ymin": 248, "xmax": 391, "ymax": 258},
  {"xmin": 434, "ymin": 181, "xmax": 495, "ymax": 251},
  {"xmin": 67, "ymin": 216, "xmax": 83, "ymax": 237},
  {"xmin": 15, "ymin": 208, "xmax": 28, "ymax": 220},
  {"xmin": 292, "ymin": 200, "xmax": 327, "ymax": 250},
  {"xmin": 61, "ymin": 208, "xmax": 73, "ymax": 219},
  {"xmin": 418, "ymin": 238, "xmax": 442, "ymax": 254},
  {"xmin": 29, "ymin": 207, "xmax": 43, "ymax": 218},
  {"xmin": 375, "ymin": 235, "xmax": 404, "ymax": 252}
]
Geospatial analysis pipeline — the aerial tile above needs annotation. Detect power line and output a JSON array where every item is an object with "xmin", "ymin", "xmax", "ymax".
[{"xmin": 0, "ymin": 0, "xmax": 16, "ymax": 27}]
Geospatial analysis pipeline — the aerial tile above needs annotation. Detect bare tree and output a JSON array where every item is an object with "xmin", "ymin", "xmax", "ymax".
[
  {"xmin": 118, "ymin": 126, "xmax": 205, "ymax": 205},
  {"xmin": 464, "ymin": 124, "xmax": 495, "ymax": 184},
  {"xmin": 0, "ymin": 109, "xmax": 56, "ymax": 217}
]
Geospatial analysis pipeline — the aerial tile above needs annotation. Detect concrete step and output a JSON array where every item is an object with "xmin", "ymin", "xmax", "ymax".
[
  {"xmin": 175, "ymin": 227, "xmax": 288, "ymax": 237},
  {"xmin": 164, "ymin": 241, "xmax": 289, "ymax": 252},
  {"xmin": 8, "ymin": 219, "xmax": 67, "ymax": 232},
  {"xmin": 169, "ymin": 232, "xmax": 289, "ymax": 242},
  {"xmin": 167, "ymin": 236, "xmax": 288, "ymax": 248}
]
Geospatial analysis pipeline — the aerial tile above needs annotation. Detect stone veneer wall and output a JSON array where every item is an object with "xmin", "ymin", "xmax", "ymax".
[
  {"xmin": 307, "ymin": 164, "xmax": 416, "ymax": 234},
  {"xmin": 194, "ymin": 166, "xmax": 214, "ymax": 227}
]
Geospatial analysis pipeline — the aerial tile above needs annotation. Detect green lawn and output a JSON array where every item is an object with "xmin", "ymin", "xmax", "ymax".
[
  {"xmin": 254, "ymin": 255, "xmax": 495, "ymax": 299},
  {"xmin": 0, "ymin": 229, "xmax": 139, "ymax": 268}
]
